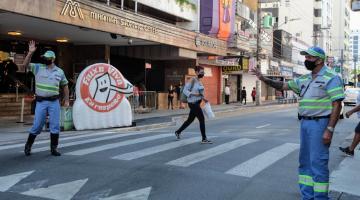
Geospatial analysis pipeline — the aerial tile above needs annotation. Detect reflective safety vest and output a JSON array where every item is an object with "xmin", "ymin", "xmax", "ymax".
[
  {"xmin": 29, "ymin": 63, "xmax": 68, "ymax": 97},
  {"xmin": 288, "ymin": 66, "xmax": 345, "ymax": 117}
]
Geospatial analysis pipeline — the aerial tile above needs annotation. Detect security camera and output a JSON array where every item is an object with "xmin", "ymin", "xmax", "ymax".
[
  {"xmin": 110, "ymin": 33, "xmax": 117, "ymax": 39},
  {"xmin": 128, "ymin": 38, "xmax": 133, "ymax": 45}
]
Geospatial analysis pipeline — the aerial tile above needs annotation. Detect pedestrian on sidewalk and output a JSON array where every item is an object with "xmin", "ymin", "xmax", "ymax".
[
  {"xmin": 251, "ymin": 87, "xmax": 256, "ymax": 104},
  {"xmin": 339, "ymin": 88, "xmax": 360, "ymax": 156},
  {"xmin": 224, "ymin": 84, "xmax": 230, "ymax": 104},
  {"xmin": 168, "ymin": 84, "xmax": 175, "ymax": 110},
  {"xmin": 176, "ymin": 82, "xmax": 183, "ymax": 108},
  {"xmin": 241, "ymin": 87, "xmax": 247, "ymax": 105},
  {"xmin": 253, "ymin": 46, "xmax": 344, "ymax": 200},
  {"xmin": 133, "ymin": 84, "xmax": 140, "ymax": 108},
  {"xmin": 22, "ymin": 40, "xmax": 69, "ymax": 157},
  {"xmin": 175, "ymin": 66, "xmax": 212, "ymax": 144}
]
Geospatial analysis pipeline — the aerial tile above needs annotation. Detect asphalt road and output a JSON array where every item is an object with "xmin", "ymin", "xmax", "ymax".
[{"xmin": 0, "ymin": 106, "xmax": 359, "ymax": 200}]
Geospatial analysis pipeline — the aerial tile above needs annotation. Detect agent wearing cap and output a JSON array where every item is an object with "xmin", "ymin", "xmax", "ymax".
[
  {"xmin": 21, "ymin": 40, "xmax": 69, "ymax": 157},
  {"xmin": 253, "ymin": 46, "xmax": 344, "ymax": 199}
]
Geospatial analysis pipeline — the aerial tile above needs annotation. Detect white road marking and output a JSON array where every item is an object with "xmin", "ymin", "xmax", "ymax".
[
  {"xmin": 30, "ymin": 131, "xmax": 148, "ymax": 153},
  {"xmin": 100, "ymin": 187, "xmax": 151, "ymax": 200},
  {"xmin": 112, "ymin": 137, "xmax": 213, "ymax": 161},
  {"xmin": 256, "ymin": 124, "xmax": 271, "ymax": 129},
  {"xmin": 167, "ymin": 138, "xmax": 257, "ymax": 167},
  {"xmin": 65, "ymin": 134, "xmax": 171, "ymax": 156},
  {"xmin": 225, "ymin": 143, "xmax": 299, "ymax": 177},
  {"xmin": 0, "ymin": 130, "xmax": 142, "ymax": 151},
  {"xmin": 0, "ymin": 171, "xmax": 34, "ymax": 192},
  {"xmin": 22, "ymin": 179, "xmax": 88, "ymax": 200}
]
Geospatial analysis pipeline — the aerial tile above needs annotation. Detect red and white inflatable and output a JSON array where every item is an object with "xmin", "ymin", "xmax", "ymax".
[{"xmin": 73, "ymin": 63, "xmax": 133, "ymax": 130}]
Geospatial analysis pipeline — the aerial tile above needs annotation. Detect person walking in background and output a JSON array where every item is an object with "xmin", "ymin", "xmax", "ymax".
[
  {"xmin": 241, "ymin": 86, "xmax": 247, "ymax": 105},
  {"xmin": 224, "ymin": 84, "xmax": 230, "ymax": 104},
  {"xmin": 175, "ymin": 66, "xmax": 212, "ymax": 144},
  {"xmin": 168, "ymin": 84, "xmax": 175, "ymax": 110},
  {"xmin": 22, "ymin": 40, "xmax": 69, "ymax": 157},
  {"xmin": 339, "ymin": 89, "xmax": 360, "ymax": 156},
  {"xmin": 176, "ymin": 82, "xmax": 183, "ymax": 108},
  {"xmin": 251, "ymin": 87, "xmax": 256, "ymax": 104},
  {"xmin": 133, "ymin": 84, "xmax": 140, "ymax": 108}
]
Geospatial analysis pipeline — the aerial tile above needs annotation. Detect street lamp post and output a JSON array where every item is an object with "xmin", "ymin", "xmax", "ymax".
[
  {"xmin": 255, "ymin": 0, "xmax": 261, "ymax": 106},
  {"xmin": 354, "ymin": 56, "xmax": 358, "ymax": 87}
]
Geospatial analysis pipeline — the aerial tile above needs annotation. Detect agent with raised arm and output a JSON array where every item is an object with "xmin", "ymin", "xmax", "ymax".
[
  {"xmin": 253, "ymin": 46, "xmax": 344, "ymax": 200},
  {"xmin": 22, "ymin": 41, "xmax": 69, "ymax": 157}
]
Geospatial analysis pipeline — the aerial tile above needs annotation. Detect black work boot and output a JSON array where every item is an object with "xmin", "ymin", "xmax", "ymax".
[
  {"xmin": 50, "ymin": 134, "xmax": 61, "ymax": 156},
  {"xmin": 24, "ymin": 134, "xmax": 37, "ymax": 156}
]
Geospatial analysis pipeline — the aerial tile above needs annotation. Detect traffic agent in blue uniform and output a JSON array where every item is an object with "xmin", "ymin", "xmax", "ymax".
[
  {"xmin": 22, "ymin": 41, "xmax": 69, "ymax": 156},
  {"xmin": 254, "ymin": 46, "xmax": 344, "ymax": 200}
]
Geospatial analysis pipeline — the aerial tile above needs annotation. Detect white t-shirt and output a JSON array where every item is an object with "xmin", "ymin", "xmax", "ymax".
[{"xmin": 225, "ymin": 86, "xmax": 230, "ymax": 95}]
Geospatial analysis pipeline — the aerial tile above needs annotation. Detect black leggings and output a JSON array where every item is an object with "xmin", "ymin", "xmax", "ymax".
[{"xmin": 176, "ymin": 101, "xmax": 206, "ymax": 140}]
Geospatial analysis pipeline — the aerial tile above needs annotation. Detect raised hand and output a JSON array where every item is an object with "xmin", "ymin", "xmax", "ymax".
[
  {"xmin": 345, "ymin": 111, "xmax": 352, "ymax": 118},
  {"xmin": 28, "ymin": 40, "xmax": 37, "ymax": 53},
  {"xmin": 251, "ymin": 67, "xmax": 264, "ymax": 81}
]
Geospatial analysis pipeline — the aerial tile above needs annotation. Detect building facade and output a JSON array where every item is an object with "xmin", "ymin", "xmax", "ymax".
[
  {"xmin": 0, "ymin": 0, "xmax": 229, "ymax": 112},
  {"xmin": 314, "ymin": 0, "xmax": 333, "ymax": 54},
  {"xmin": 331, "ymin": 0, "xmax": 351, "ymax": 83},
  {"xmin": 350, "ymin": 30, "xmax": 360, "ymax": 84}
]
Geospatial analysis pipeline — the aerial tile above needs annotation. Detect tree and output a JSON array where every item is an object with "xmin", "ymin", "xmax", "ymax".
[{"xmin": 175, "ymin": 0, "xmax": 197, "ymax": 11}]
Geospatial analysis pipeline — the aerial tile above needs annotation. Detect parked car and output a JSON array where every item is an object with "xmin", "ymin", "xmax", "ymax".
[
  {"xmin": 344, "ymin": 88, "xmax": 360, "ymax": 105},
  {"xmin": 297, "ymin": 101, "xmax": 344, "ymax": 120}
]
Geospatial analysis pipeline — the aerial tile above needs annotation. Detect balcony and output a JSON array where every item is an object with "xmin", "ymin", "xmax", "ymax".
[
  {"xmin": 314, "ymin": 1, "xmax": 322, "ymax": 9},
  {"xmin": 90, "ymin": 0, "xmax": 196, "ymax": 24}
]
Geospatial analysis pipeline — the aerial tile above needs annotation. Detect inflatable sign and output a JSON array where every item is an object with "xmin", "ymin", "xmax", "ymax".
[{"xmin": 73, "ymin": 63, "xmax": 133, "ymax": 130}]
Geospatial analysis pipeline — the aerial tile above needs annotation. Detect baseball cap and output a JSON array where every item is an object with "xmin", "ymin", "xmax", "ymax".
[
  {"xmin": 41, "ymin": 50, "xmax": 56, "ymax": 59},
  {"xmin": 300, "ymin": 46, "xmax": 326, "ymax": 60}
]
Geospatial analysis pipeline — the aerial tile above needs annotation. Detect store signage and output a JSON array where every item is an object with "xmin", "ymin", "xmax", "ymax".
[
  {"xmin": 90, "ymin": 11, "xmax": 157, "ymax": 34},
  {"xmin": 60, "ymin": 0, "xmax": 157, "ymax": 34},
  {"xmin": 61, "ymin": 0, "xmax": 84, "ymax": 20},
  {"xmin": 195, "ymin": 35, "xmax": 218, "ymax": 49},
  {"xmin": 222, "ymin": 66, "xmax": 242, "ymax": 74},
  {"xmin": 73, "ymin": 63, "xmax": 134, "ymax": 130},
  {"xmin": 280, "ymin": 66, "xmax": 293, "ymax": 77},
  {"xmin": 145, "ymin": 63, "xmax": 152, "ymax": 69}
]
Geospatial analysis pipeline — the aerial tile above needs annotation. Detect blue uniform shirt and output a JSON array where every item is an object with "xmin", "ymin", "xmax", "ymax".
[
  {"xmin": 288, "ymin": 66, "xmax": 345, "ymax": 117},
  {"xmin": 29, "ymin": 63, "xmax": 68, "ymax": 97}
]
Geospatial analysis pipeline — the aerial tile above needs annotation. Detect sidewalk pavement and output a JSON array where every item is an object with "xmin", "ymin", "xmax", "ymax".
[{"xmin": 0, "ymin": 100, "xmax": 294, "ymax": 145}]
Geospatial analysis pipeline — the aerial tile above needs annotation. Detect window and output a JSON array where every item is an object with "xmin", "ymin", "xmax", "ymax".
[
  {"xmin": 313, "ymin": 24, "xmax": 321, "ymax": 31},
  {"xmin": 314, "ymin": 9, "xmax": 321, "ymax": 17}
]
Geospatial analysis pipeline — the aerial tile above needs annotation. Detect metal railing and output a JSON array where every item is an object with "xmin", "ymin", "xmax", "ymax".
[{"xmin": 127, "ymin": 91, "xmax": 157, "ymax": 113}]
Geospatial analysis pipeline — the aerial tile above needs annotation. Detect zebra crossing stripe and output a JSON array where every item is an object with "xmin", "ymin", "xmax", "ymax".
[
  {"xmin": 30, "ymin": 131, "xmax": 148, "ymax": 153},
  {"xmin": 0, "ymin": 130, "xmax": 131, "ymax": 151},
  {"xmin": 65, "ymin": 134, "xmax": 171, "ymax": 156},
  {"xmin": 225, "ymin": 143, "xmax": 299, "ymax": 178},
  {"xmin": 112, "ymin": 137, "xmax": 211, "ymax": 161},
  {"xmin": 167, "ymin": 138, "xmax": 257, "ymax": 167}
]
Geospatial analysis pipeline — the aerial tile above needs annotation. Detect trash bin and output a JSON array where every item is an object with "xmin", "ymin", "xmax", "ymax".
[{"xmin": 60, "ymin": 107, "xmax": 73, "ymax": 131}]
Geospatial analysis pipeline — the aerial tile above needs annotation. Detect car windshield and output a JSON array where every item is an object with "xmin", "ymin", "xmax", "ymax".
[{"xmin": 345, "ymin": 89, "xmax": 360, "ymax": 94}]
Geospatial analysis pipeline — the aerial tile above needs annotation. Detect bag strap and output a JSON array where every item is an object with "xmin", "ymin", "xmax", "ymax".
[{"xmin": 189, "ymin": 78, "xmax": 196, "ymax": 91}]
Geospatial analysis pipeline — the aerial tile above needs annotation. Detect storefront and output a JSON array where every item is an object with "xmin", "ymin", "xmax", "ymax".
[{"xmin": 0, "ymin": 0, "xmax": 228, "ymax": 113}]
